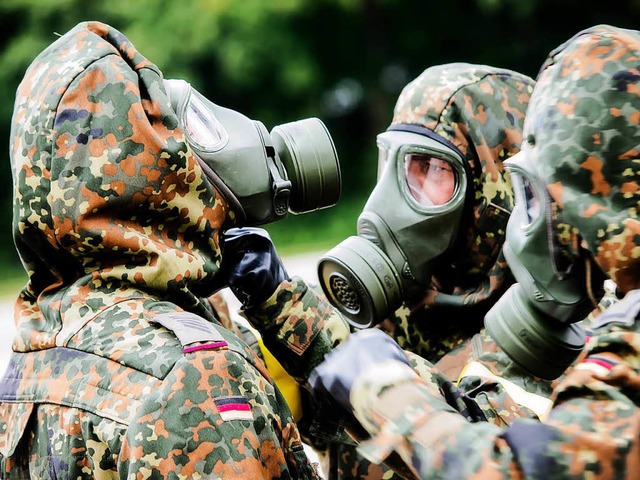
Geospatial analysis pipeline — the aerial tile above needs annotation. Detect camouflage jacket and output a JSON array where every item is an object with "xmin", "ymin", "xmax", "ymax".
[
  {"xmin": 0, "ymin": 302, "xmax": 316, "ymax": 479},
  {"xmin": 244, "ymin": 279, "xmax": 557, "ymax": 479},
  {"xmin": 347, "ymin": 290, "xmax": 640, "ymax": 479},
  {"xmin": 0, "ymin": 21, "xmax": 317, "ymax": 479},
  {"xmin": 242, "ymin": 278, "xmax": 350, "ymax": 385}
]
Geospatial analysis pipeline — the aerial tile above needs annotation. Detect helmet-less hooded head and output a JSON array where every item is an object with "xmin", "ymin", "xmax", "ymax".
[
  {"xmin": 9, "ymin": 22, "xmax": 340, "ymax": 354},
  {"xmin": 486, "ymin": 25, "xmax": 640, "ymax": 379},
  {"xmin": 319, "ymin": 64, "xmax": 534, "ymax": 331},
  {"xmin": 10, "ymin": 22, "xmax": 233, "ymax": 352}
]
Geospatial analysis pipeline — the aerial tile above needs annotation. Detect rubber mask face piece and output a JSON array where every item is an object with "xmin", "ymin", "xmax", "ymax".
[
  {"xmin": 485, "ymin": 148, "xmax": 603, "ymax": 379},
  {"xmin": 165, "ymin": 79, "xmax": 341, "ymax": 226},
  {"xmin": 319, "ymin": 126, "xmax": 469, "ymax": 328}
]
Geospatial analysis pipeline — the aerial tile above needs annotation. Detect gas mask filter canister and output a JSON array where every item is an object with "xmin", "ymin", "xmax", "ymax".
[
  {"xmin": 318, "ymin": 125, "xmax": 469, "ymax": 329},
  {"xmin": 165, "ymin": 79, "xmax": 341, "ymax": 226}
]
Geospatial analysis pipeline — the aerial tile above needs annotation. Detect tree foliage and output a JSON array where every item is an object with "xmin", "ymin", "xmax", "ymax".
[{"xmin": 1, "ymin": 0, "xmax": 639, "ymax": 265}]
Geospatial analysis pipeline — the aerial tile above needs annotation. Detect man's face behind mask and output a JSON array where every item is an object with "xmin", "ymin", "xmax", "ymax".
[
  {"xmin": 405, "ymin": 154, "xmax": 456, "ymax": 206},
  {"xmin": 165, "ymin": 79, "xmax": 342, "ymax": 226},
  {"xmin": 318, "ymin": 128, "xmax": 469, "ymax": 328}
]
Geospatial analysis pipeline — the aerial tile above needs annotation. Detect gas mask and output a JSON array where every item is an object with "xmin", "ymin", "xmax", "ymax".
[
  {"xmin": 165, "ymin": 79, "xmax": 341, "ymax": 225},
  {"xmin": 485, "ymin": 149, "xmax": 605, "ymax": 380},
  {"xmin": 318, "ymin": 124, "xmax": 471, "ymax": 328}
]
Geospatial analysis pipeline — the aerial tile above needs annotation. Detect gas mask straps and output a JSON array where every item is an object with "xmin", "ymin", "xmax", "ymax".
[{"xmin": 319, "ymin": 126, "xmax": 469, "ymax": 329}]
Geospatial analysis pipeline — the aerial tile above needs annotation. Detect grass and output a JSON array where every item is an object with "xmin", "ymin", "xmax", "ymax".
[
  {"xmin": 265, "ymin": 196, "xmax": 364, "ymax": 255},
  {"xmin": 0, "ymin": 269, "xmax": 26, "ymax": 301}
]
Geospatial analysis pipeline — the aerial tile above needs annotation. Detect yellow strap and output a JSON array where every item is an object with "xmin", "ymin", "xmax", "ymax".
[
  {"xmin": 257, "ymin": 337, "xmax": 303, "ymax": 421},
  {"xmin": 457, "ymin": 361, "xmax": 553, "ymax": 421},
  {"xmin": 242, "ymin": 322, "xmax": 303, "ymax": 422}
]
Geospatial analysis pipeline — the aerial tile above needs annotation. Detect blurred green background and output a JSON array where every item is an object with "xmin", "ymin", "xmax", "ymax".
[{"xmin": 1, "ymin": 0, "xmax": 639, "ymax": 296}]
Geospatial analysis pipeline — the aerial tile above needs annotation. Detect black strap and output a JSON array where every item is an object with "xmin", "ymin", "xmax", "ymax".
[{"xmin": 387, "ymin": 123, "xmax": 466, "ymax": 161}]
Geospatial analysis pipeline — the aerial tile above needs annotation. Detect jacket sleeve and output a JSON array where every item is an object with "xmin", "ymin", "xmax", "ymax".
[
  {"xmin": 118, "ymin": 346, "xmax": 317, "ymax": 479},
  {"xmin": 240, "ymin": 276, "xmax": 351, "ymax": 384},
  {"xmin": 349, "ymin": 327, "xmax": 640, "ymax": 479}
]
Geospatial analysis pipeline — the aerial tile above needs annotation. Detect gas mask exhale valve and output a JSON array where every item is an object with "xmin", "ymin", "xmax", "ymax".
[{"xmin": 165, "ymin": 79, "xmax": 342, "ymax": 226}]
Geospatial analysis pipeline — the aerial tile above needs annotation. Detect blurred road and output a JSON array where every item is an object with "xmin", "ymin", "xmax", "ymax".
[{"xmin": 0, "ymin": 250, "xmax": 323, "ymax": 375}]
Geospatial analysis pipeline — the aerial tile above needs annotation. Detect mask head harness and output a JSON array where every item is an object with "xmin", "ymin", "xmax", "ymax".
[{"xmin": 318, "ymin": 123, "xmax": 473, "ymax": 329}]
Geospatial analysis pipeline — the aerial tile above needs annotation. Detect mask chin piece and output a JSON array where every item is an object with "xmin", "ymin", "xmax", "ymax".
[
  {"xmin": 318, "ymin": 236, "xmax": 403, "ymax": 329},
  {"xmin": 485, "ymin": 283, "xmax": 586, "ymax": 380}
]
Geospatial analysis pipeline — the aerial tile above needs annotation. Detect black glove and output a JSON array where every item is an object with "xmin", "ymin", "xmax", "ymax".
[
  {"xmin": 220, "ymin": 227, "xmax": 289, "ymax": 309},
  {"xmin": 308, "ymin": 328, "xmax": 412, "ymax": 412}
]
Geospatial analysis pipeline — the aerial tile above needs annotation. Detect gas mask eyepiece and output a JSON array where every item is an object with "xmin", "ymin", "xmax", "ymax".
[
  {"xmin": 165, "ymin": 79, "xmax": 341, "ymax": 225},
  {"xmin": 318, "ymin": 126, "xmax": 469, "ymax": 329},
  {"xmin": 485, "ymin": 151, "xmax": 604, "ymax": 380}
]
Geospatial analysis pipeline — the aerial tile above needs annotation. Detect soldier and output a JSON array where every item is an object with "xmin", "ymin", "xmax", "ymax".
[
  {"xmin": 309, "ymin": 24, "xmax": 640, "ymax": 479},
  {"xmin": 0, "ymin": 21, "xmax": 346, "ymax": 478},
  {"xmin": 315, "ymin": 64, "xmax": 547, "ymax": 479},
  {"xmin": 318, "ymin": 63, "xmax": 534, "ymax": 367},
  {"xmin": 222, "ymin": 64, "xmax": 560, "ymax": 479}
]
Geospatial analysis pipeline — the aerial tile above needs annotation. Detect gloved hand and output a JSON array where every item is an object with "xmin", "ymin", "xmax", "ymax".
[
  {"xmin": 309, "ymin": 328, "xmax": 413, "ymax": 412},
  {"xmin": 220, "ymin": 227, "xmax": 290, "ymax": 309}
]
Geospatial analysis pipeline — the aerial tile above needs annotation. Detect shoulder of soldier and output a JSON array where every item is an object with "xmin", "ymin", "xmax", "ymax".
[
  {"xmin": 151, "ymin": 308, "xmax": 270, "ymax": 380},
  {"xmin": 119, "ymin": 313, "xmax": 306, "ymax": 479}
]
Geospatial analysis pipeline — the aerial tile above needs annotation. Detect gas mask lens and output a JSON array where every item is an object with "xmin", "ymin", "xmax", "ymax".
[
  {"xmin": 512, "ymin": 172, "xmax": 542, "ymax": 226},
  {"xmin": 184, "ymin": 90, "xmax": 228, "ymax": 151},
  {"xmin": 404, "ymin": 153, "xmax": 457, "ymax": 206}
]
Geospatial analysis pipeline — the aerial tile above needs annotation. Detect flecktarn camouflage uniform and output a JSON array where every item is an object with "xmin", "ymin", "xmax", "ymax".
[
  {"xmin": 315, "ymin": 64, "xmax": 551, "ymax": 479},
  {"xmin": 344, "ymin": 25, "xmax": 640, "ymax": 479},
  {"xmin": 0, "ymin": 21, "xmax": 319, "ymax": 479},
  {"xmin": 382, "ymin": 65, "xmax": 557, "ymax": 427}
]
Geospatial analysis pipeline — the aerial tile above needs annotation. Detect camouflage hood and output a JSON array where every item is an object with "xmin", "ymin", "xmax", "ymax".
[
  {"xmin": 10, "ymin": 22, "xmax": 233, "ymax": 351},
  {"xmin": 391, "ymin": 63, "xmax": 534, "ymax": 306},
  {"xmin": 525, "ymin": 25, "xmax": 640, "ymax": 294}
]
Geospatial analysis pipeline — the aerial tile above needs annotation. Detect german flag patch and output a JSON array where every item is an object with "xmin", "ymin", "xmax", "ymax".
[
  {"xmin": 214, "ymin": 396, "xmax": 254, "ymax": 421},
  {"xmin": 575, "ymin": 354, "xmax": 618, "ymax": 376}
]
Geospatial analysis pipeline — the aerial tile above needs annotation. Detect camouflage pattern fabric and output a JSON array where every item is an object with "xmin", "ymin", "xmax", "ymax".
[
  {"xmin": 345, "ymin": 25, "xmax": 640, "ymax": 479},
  {"xmin": 248, "ymin": 281, "xmax": 554, "ymax": 479},
  {"xmin": 350, "ymin": 290, "xmax": 640, "ymax": 479},
  {"xmin": 382, "ymin": 63, "xmax": 534, "ymax": 361},
  {"xmin": 208, "ymin": 291, "xmax": 238, "ymax": 335},
  {"xmin": 525, "ymin": 26, "xmax": 640, "ymax": 296},
  {"xmin": 0, "ymin": 21, "xmax": 318, "ymax": 479},
  {"xmin": 441, "ymin": 332, "xmax": 554, "ymax": 424},
  {"xmin": 242, "ymin": 277, "xmax": 350, "ymax": 385}
]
